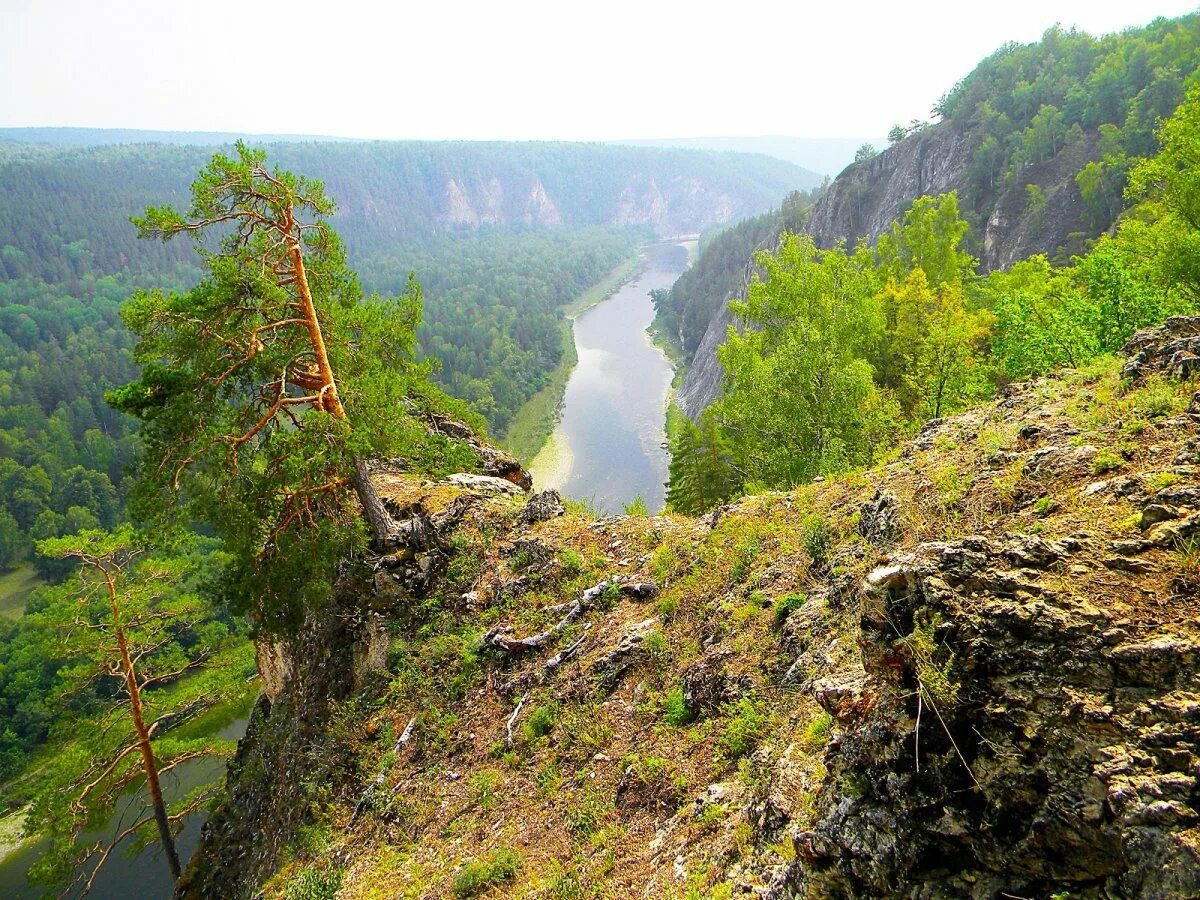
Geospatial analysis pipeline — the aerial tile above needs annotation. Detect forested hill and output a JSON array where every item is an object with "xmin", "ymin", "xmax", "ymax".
[
  {"xmin": 0, "ymin": 138, "xmax": 805, "ymax": 283},
  {"xmin": 808, "ymin": 13, "xmax": 1200, "ymax": 269},
  {"xmin": 670, "ymin": 11, "xmax": 1200, "ymax": 419}
]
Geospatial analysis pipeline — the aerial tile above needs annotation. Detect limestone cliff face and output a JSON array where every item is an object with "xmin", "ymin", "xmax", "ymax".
[
  {"xmin": 677, "ymin": 298, "xmax": 736, "ymax": 419},
  {"xmin": 806, "ymin": 121, "xmax": 1097, "ymax": 270},
  {"xmin": 438, "ymin": 171, "xmax": 753, "ymax": 236},
  {"xmin": 805, "ymin": 124, "xmax": 973, "ymax": 252},
  {"xmin": 678, "ymin": 121, "xmax": 1104, "ymax": 417}
]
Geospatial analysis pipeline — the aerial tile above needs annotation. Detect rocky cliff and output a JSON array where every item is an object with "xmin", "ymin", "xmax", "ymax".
[
  {"xmin": 183, "ymin": 319, "xmax": 1200, "ymax": 898},
  {"xmin": 677, "ymin": 121, "xmax": 1104, "ymax": 418},
  {"xmin": 807, "ymin": 121, "xmax": 1099, "ymax": 270}
]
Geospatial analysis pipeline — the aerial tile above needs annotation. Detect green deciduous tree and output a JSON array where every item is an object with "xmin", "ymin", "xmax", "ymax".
[
  {"xmin": 876, "ymin": 193, "xmax": 976, "ymax": 290},
  {"xmin": 883, "ymin": 271, "xmax": 992, "ymax": 419},
  {"xmin": 714, "ymin": 235, "xmax": 895, "ymax": 487},
  {"xmin": 1127, "ymin": 84, "xmax": 1200, "ymax": 303}
]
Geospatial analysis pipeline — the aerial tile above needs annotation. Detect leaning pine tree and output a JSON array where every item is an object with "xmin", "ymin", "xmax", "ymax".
[{"xmin": 110, "ymin": 143, "xmax": 475, "ymax": 629}]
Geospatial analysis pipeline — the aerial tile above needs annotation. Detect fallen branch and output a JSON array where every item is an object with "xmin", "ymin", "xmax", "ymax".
[
  {"xmin": 483, "ymin": 580, "xmax": 610, "ymax": 653},
  {"xmin": 347, "ymin": 715, "xmax": 418, "ymax": 831},
  {"xmin": 395, "ymin": 715, "xmax": 416, "ymax": 752},
  {"xmin": 505, "ymin": 693, "xmax": 528, "ymax": 747},
  {"xmin": 545, "ymin": 627, "xmax": 590, "ymax": 672}
]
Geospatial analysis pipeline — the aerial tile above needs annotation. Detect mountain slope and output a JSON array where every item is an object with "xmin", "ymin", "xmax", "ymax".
[{"xmin": 182, "ymin": 317, "xmax": 1200, "ymax": 898}]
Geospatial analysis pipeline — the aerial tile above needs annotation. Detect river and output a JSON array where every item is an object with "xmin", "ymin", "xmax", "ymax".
[
  {"xmin": 0, "ymin": 710, "xmax": 250, "ymax": 899},
  {"xmin": 531, "ymin": 241, "xmax": 690, "ymax": 513}
]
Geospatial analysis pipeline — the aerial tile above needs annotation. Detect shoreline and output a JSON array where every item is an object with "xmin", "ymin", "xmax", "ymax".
[
  {"xmin": 0, "ymin": 808, "xmax": 29, "ymax": 867},
  {"xmin": 648, "ymin": 237, "xmax": 696, "ymax": 446}
]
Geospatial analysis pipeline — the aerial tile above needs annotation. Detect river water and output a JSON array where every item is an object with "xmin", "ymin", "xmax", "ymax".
[
  {"xmin": 0, "ymin": 711, "xmax": 250, "ymax": 899},
  {"xmin": 533, "ymin": 241, "xmax": 689, "ymax": 513}
]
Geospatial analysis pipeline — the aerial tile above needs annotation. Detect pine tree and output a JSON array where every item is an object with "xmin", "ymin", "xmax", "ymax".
[
  {"xmin": 109, "ymin": 144, "xmax": 474, "ymax": 628},
  {"xmin": 666, "ymin": 413, "xmax": 740, "ymax": 514},
  {"xmin": 28, "ymin": 529, "xmax": 240, "ymax": 893}
]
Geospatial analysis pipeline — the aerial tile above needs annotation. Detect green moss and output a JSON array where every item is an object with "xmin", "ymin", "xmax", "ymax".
[{"xmin": 1145, "ymin": 471, "xmax": 1183, "ymax": 492}]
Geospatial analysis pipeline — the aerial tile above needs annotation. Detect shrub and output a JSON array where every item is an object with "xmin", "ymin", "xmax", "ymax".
[
  {"xmin": 1032, "ymin": 496, "xmax": 1058, "ymax": 516},
  {"xmin": 802, "ymin": 515, "xmax": 832, "ymax": 564},
  {"xmin": 523, "ymin": 701, "xmax": 560, "ymax": 741},
  {"xmin": 453, "ymin": 848, "xmax": 522, "ymax": 898},
  {"xmin": 801, "ymin": 711, "xmax": 833, "ymax": 749},
  {"xmin": 643, "ymin": 629, "xmax": 669, "ymax": 659},
  {"xmin": 567, "ymin": 787, "xmax": 612, "ymax": 836},
  {"xmin": 663, "ymin": 685, "xmax": 692, "ymax": 726},
  {"xmin": 623, "ymin": 495, "xmax": 649, "ymax": 516},
  {"xmin": 285, "ymin": 868, "xmax": 343, "ymax": 900},
  {"xmin": 1092, "ymin": 450, "xmax": 1123, "ymax": 474},
  {"xmin": 469, "ymin": 769, "xmax": 501, "ymax": 808},
  {"xmin": 559, "ymin": 548, "xmax": 583, "ymax": 576},
  {"xmin": 772, "ymin": 592, "xmax": 807, "ymax": 626},
  {"xmin": 899, "ymin": 612, "xmax": 959, "ymax": 706},
  {"xmin": 620, "ymin": 753, "xmax": 688, "ymax": 812},
  {"xmin": 717, "ymin": 698, "xmax": 768, "ymax": 762}
]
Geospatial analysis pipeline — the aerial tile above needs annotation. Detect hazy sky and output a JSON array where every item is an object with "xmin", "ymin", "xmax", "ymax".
[{"xmin": 3, "ymin": 0, "xmax": 1196, "ymax": 141}]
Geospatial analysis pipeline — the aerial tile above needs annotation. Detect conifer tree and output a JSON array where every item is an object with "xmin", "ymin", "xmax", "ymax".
[
  {"xmin": 666, "ymin": 413, "xmax": 740, "ymax": 514},
  {"xmin": 109, "ymin": 144, "xmax": 473, "ymax": 628},
  {"xmin": 28, "ymin": 529, "xmax": 240, "ymax": 893}
]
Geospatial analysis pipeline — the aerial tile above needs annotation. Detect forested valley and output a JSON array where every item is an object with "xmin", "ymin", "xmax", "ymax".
[
  {"xmin": 5, "ymin": 7, "xmax": 1200, "ymax": 899},
  {"xmin": 0, "ymin": 137, "xmax": 798, "ymax": 869}
]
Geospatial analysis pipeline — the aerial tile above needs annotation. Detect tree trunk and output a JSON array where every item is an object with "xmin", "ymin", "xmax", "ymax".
[
  {"xmin": 105, "ymin": 573, "xmax": 181, "ymax": 882},
  {"xmin": 351, "ymin": 458, "xmax": 395, "ymax": 546},
  {"xmin": 285, "ymin": 214, "xmax": 395, "ymax": 547}
]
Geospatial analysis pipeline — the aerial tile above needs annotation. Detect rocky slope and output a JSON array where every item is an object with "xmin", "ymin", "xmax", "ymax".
[{"xmin": 183, "ymin": 320, "xmax": 1200, "ymax": 898}]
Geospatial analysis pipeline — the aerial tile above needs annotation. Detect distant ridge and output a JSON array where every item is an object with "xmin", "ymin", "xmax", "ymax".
[
  {"xmin": 0, "ymin": 126, "xmax": 362, "ymax": 147},
  {"xmin": 615, "ymin": 135, "xmax": 885, "ymax": 179},
  {"xmin": 2, "ymin": 128, "xmax": 844, "ymax": 187}
]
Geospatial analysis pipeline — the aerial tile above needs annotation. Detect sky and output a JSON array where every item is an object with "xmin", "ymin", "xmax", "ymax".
[{"xmin": 2, "ymin": 0, "xmax": 1197, "ymax": 141}]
